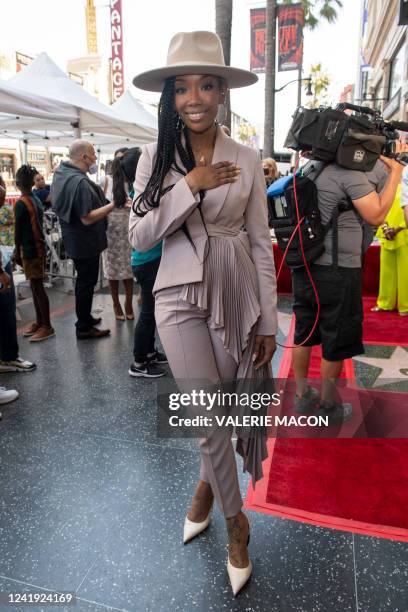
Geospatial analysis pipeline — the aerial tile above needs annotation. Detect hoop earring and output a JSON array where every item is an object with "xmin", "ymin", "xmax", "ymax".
[
  {"xmin": 217, "ymin": 103, "xmax": 226, "ymax": 126},
  {"xmin": 176, "ymin": 114, "xmax": 184, "ymax": 130}
]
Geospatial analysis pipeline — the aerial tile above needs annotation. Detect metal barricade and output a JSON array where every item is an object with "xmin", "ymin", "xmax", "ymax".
[
  {"xmin": 42, "ymin": 211, "xmax": 105, "ymax": 292},
  {"xmin": 43, "ymin": 210, "xmax": 76, "ymax": 290}
]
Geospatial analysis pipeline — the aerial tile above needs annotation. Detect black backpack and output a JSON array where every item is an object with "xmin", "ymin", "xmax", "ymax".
[{"xmin": 267, "ymin": 162, "xmax": 355, "ymax": 269}]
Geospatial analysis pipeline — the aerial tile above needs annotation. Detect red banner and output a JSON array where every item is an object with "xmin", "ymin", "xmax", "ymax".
[
  {"xmin": 110, "ymin": 0, "xmax": 125, "ymax": 101},
  {"xmin": 277, "ymin": 4, "xmax": 304, "ymax": 72},
  {"xmin": 250, "ymin": 8, "xmax": 266, "ymax": 73}
]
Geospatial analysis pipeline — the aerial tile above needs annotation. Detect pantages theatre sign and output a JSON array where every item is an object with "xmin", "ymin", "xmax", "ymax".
[{"xmin": 110, "ymin": 0, "xmax": 125, "ymax": 101}]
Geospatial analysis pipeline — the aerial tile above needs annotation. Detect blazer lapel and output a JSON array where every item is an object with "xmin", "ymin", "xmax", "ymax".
[
  {"xmin": 165, "ymin": 126, "xmax": 238, "ymax": 261},
  {"xmin": 210, "ymin": 125, "xmax": 239, "ymax": 219}
]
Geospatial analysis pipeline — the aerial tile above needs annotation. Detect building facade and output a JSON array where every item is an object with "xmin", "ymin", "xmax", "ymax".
[{"xmin": 359, "ymin": 0, "xmax": 408, "ymax": 122}]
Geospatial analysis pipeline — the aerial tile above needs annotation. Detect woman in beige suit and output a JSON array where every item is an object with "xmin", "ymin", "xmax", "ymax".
[{"xmin": 129, "ymin": 31, "xmax": 277, "ymax": 596}]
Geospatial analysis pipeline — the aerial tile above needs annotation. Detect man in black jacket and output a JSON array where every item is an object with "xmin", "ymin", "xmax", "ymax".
[{"xmin": 51, "ymin": 140, "xmax": 114, "ymax": 339}]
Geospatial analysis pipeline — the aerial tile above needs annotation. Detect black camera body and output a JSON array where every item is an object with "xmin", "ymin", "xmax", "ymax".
[{"xmin": 284, "ymin": 102, "xmax": 408, "ymax": 171}]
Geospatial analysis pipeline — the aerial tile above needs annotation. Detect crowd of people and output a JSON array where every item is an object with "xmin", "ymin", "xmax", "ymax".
[
  {"xmin": 0, "ymin": 27, "xmax": 407, "ymax": 597},
  {"xmin": 0, "ymin": 140, "xmax": 169, "ymax": 416}
]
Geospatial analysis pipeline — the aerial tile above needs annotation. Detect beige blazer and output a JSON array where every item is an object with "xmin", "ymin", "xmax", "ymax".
[{"xmin": 129, "ymin": 126, "xmax": 278, "ymax": 335}]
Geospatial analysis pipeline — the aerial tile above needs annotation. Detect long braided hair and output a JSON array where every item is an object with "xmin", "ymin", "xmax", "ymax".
[{"xmin": 133, "ymin": 77, "xmax": 207, "ymax": 252}]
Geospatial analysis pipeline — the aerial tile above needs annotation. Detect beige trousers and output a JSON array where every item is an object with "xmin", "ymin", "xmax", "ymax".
[{"xmin": 155, "ymin": 285, "xmax": 243, "ymax": 518}]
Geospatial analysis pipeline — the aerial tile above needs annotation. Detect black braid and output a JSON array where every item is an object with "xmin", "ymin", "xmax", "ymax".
[{"xmin": 133, "ymin": 77, "xmax": 208, "ymax": 253}]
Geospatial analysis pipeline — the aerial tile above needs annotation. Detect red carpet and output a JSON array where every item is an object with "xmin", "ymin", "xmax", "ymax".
[
  {"xmin": 266, "ymin": 439, "xmax": 408, "ymax": 531},
  {"xmin": 274, "ymin": 242, "xmax": 381, "ymax": 296},
  {"xmin": 244, "ymin": 318, "xmax": 408, "ymax": 541},
  {"xmin": 363, "ymin": 296, "xmax": 408, "ymax": 344}
]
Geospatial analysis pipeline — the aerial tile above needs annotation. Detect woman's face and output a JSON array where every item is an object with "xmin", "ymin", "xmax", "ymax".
[{"xmin": 174, "ymin": 74, "xmax": 225, "ymax": 134}]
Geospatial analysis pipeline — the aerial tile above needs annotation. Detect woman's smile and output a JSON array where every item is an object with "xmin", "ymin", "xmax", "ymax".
[{"xmin": 184, "ymin": 110, "xmax": 208, "ymax": 122}]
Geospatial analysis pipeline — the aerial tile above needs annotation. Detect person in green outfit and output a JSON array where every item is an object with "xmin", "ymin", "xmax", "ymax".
[{"xmin": 373, "ymin": 182, "xmax": 408, "ymax": 316}]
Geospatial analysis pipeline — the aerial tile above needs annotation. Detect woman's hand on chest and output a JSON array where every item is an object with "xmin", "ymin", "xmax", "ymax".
[{"xmin": 185, "ymin": 161, "xmax": 240, "ymax": 195}]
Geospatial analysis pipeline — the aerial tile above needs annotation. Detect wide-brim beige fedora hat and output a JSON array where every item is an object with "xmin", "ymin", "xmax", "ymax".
[{"xmin": 133, "ymin": 30, "xmax": 258, "ymax": 92}]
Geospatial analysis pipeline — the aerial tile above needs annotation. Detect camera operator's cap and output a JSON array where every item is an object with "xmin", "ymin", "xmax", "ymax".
[{"xmin": 132, "ymin": 30, "xmax": 258, "ymax": 91}]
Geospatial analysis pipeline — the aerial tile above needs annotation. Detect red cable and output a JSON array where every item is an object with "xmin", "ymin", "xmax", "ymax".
[
  {"xmin": 276, "ymin": 215, "xmax": 305, "ymax": 280},
  {"xmin": 275, "ymin": 159, "xmax": 321, "ymax": 349}
]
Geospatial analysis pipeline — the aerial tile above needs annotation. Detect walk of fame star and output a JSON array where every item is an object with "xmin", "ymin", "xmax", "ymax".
[{"xmin": 353, "ymin": 346, "xmax": 408, "ymax": 387}]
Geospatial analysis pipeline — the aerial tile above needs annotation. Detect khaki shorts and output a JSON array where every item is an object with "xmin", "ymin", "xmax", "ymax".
[{"xmin": 22, "ymin": 257, "xmax": 45, "ymax": 280}]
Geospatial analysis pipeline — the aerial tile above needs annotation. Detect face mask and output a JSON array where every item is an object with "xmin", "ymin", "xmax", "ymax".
[{"xmin": 88, "ymin": 162, "xmax": 98, "ymax": 174}]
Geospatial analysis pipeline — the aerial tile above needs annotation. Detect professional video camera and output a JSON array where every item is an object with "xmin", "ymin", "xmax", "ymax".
[{"xmin": 284, "ymin": 102, "xmax": 408, "ymax": 171}]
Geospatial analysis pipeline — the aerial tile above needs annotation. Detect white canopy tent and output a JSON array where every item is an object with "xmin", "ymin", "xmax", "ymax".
[
  {"xmin": 0, "ymin": 80, "xmax": 77, "ymax": 124},
  {"xmin": 112, "ymin": 90, "xmax": 157, "ymax": 131},
  {"xmin": 0, "ymin": 53, "xmax": 157, "ymax": 148}
]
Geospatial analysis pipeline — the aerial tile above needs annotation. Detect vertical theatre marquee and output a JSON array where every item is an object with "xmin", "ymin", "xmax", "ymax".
[{"xmin": 110, "ymin": 0, "xmax": 125, "ymax": 101}]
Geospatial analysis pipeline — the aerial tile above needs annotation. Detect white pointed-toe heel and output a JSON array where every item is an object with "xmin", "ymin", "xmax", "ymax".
[
  {"xmin": 227, "ymin": 557, "xmax": 253, "ymax": 596},
  {"xmin": 227, "ymin": 517, "xmax": 251, "ymax": 596},
  {"xmin": 183, "ymin": 513, "xmax": 211, "ymax": 544}
]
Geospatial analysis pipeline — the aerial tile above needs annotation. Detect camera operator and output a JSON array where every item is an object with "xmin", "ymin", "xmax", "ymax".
[{"xmin": 292, "ymin": 141, "xmax": 407, "ymax": 422}]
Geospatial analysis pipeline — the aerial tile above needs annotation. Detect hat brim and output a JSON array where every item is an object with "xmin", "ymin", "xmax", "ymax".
[{"xmin": 132, "ymin": 62, "xmax": 258, "ymax": 91}]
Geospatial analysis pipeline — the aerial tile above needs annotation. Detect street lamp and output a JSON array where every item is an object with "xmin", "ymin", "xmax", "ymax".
[
  {"xmin": 265, "ymin": 76, "xmax": 312, "ymax": 158},
  {"xmin": 273, "ymin": 76, "xmax": 313, "ymax": 97}
]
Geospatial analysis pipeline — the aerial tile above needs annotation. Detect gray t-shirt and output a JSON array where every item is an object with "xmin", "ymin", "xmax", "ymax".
[{"xmin": 313, "ymin": 162, "xmax": 387, "ymax": 267}]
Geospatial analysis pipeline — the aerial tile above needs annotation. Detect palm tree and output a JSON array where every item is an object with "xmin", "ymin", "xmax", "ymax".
[
  {"xmin": 306, "ymin": 62, "xmax": 331, "ymax": 108},
  {"xmin": 215, "ymin": 0, "xmax": 233, "ymax": 130},
  {"xmin": 281, "ymin": 0, "xmax": 343, "ymax": 29},
  {"xmin": 263, "ymin": 0, "xmax": 343, "ymax": 156}
]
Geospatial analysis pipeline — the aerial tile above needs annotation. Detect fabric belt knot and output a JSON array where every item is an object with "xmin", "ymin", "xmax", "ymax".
[{"xmin": 205, "ymin": 223, "xmax": 242, "ymax": 238}]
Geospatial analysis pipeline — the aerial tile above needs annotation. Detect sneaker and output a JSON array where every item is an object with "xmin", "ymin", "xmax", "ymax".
[
  {"xmin": 128, "ymin": 361, "xmax": 166, "ymax": 378},
  {"xmin": 0, "ymin": 357, "xmax": 36, "ymax": 373},
  {"xmin": 147, "ymin": 350, "xmax": 168, "ymax": 365},
  {"xmin": 0, "ymin": 387, "xmax": 19, "ymax": 404},
  {"xmin": 294, "ymin": 386, "xmax": 320, "ymax": 414},
  {"xmin": 316, "ymin": 401, "xmax": 353, "ymax": 424},
  {"xmin": 29, "ymin": 326, "xmax": 56, "ymax": 343},
  {"xmin": 22, "ymin": 322, "xmax": 41, "ymax": 337}
]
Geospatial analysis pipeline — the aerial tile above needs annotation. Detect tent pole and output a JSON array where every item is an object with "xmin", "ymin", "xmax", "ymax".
[
  {"xmin": 71, "ymin": 121, "xmax": 81, "ymax": 138},
  {"xmin": 23, "ymin": 138, "xmax": 28, "ymax": 164}
]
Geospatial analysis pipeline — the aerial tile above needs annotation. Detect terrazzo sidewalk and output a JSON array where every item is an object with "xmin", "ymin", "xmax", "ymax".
[{"xmin": 0, "ymin": 292, "xmax": 406, "ymax": 612}]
